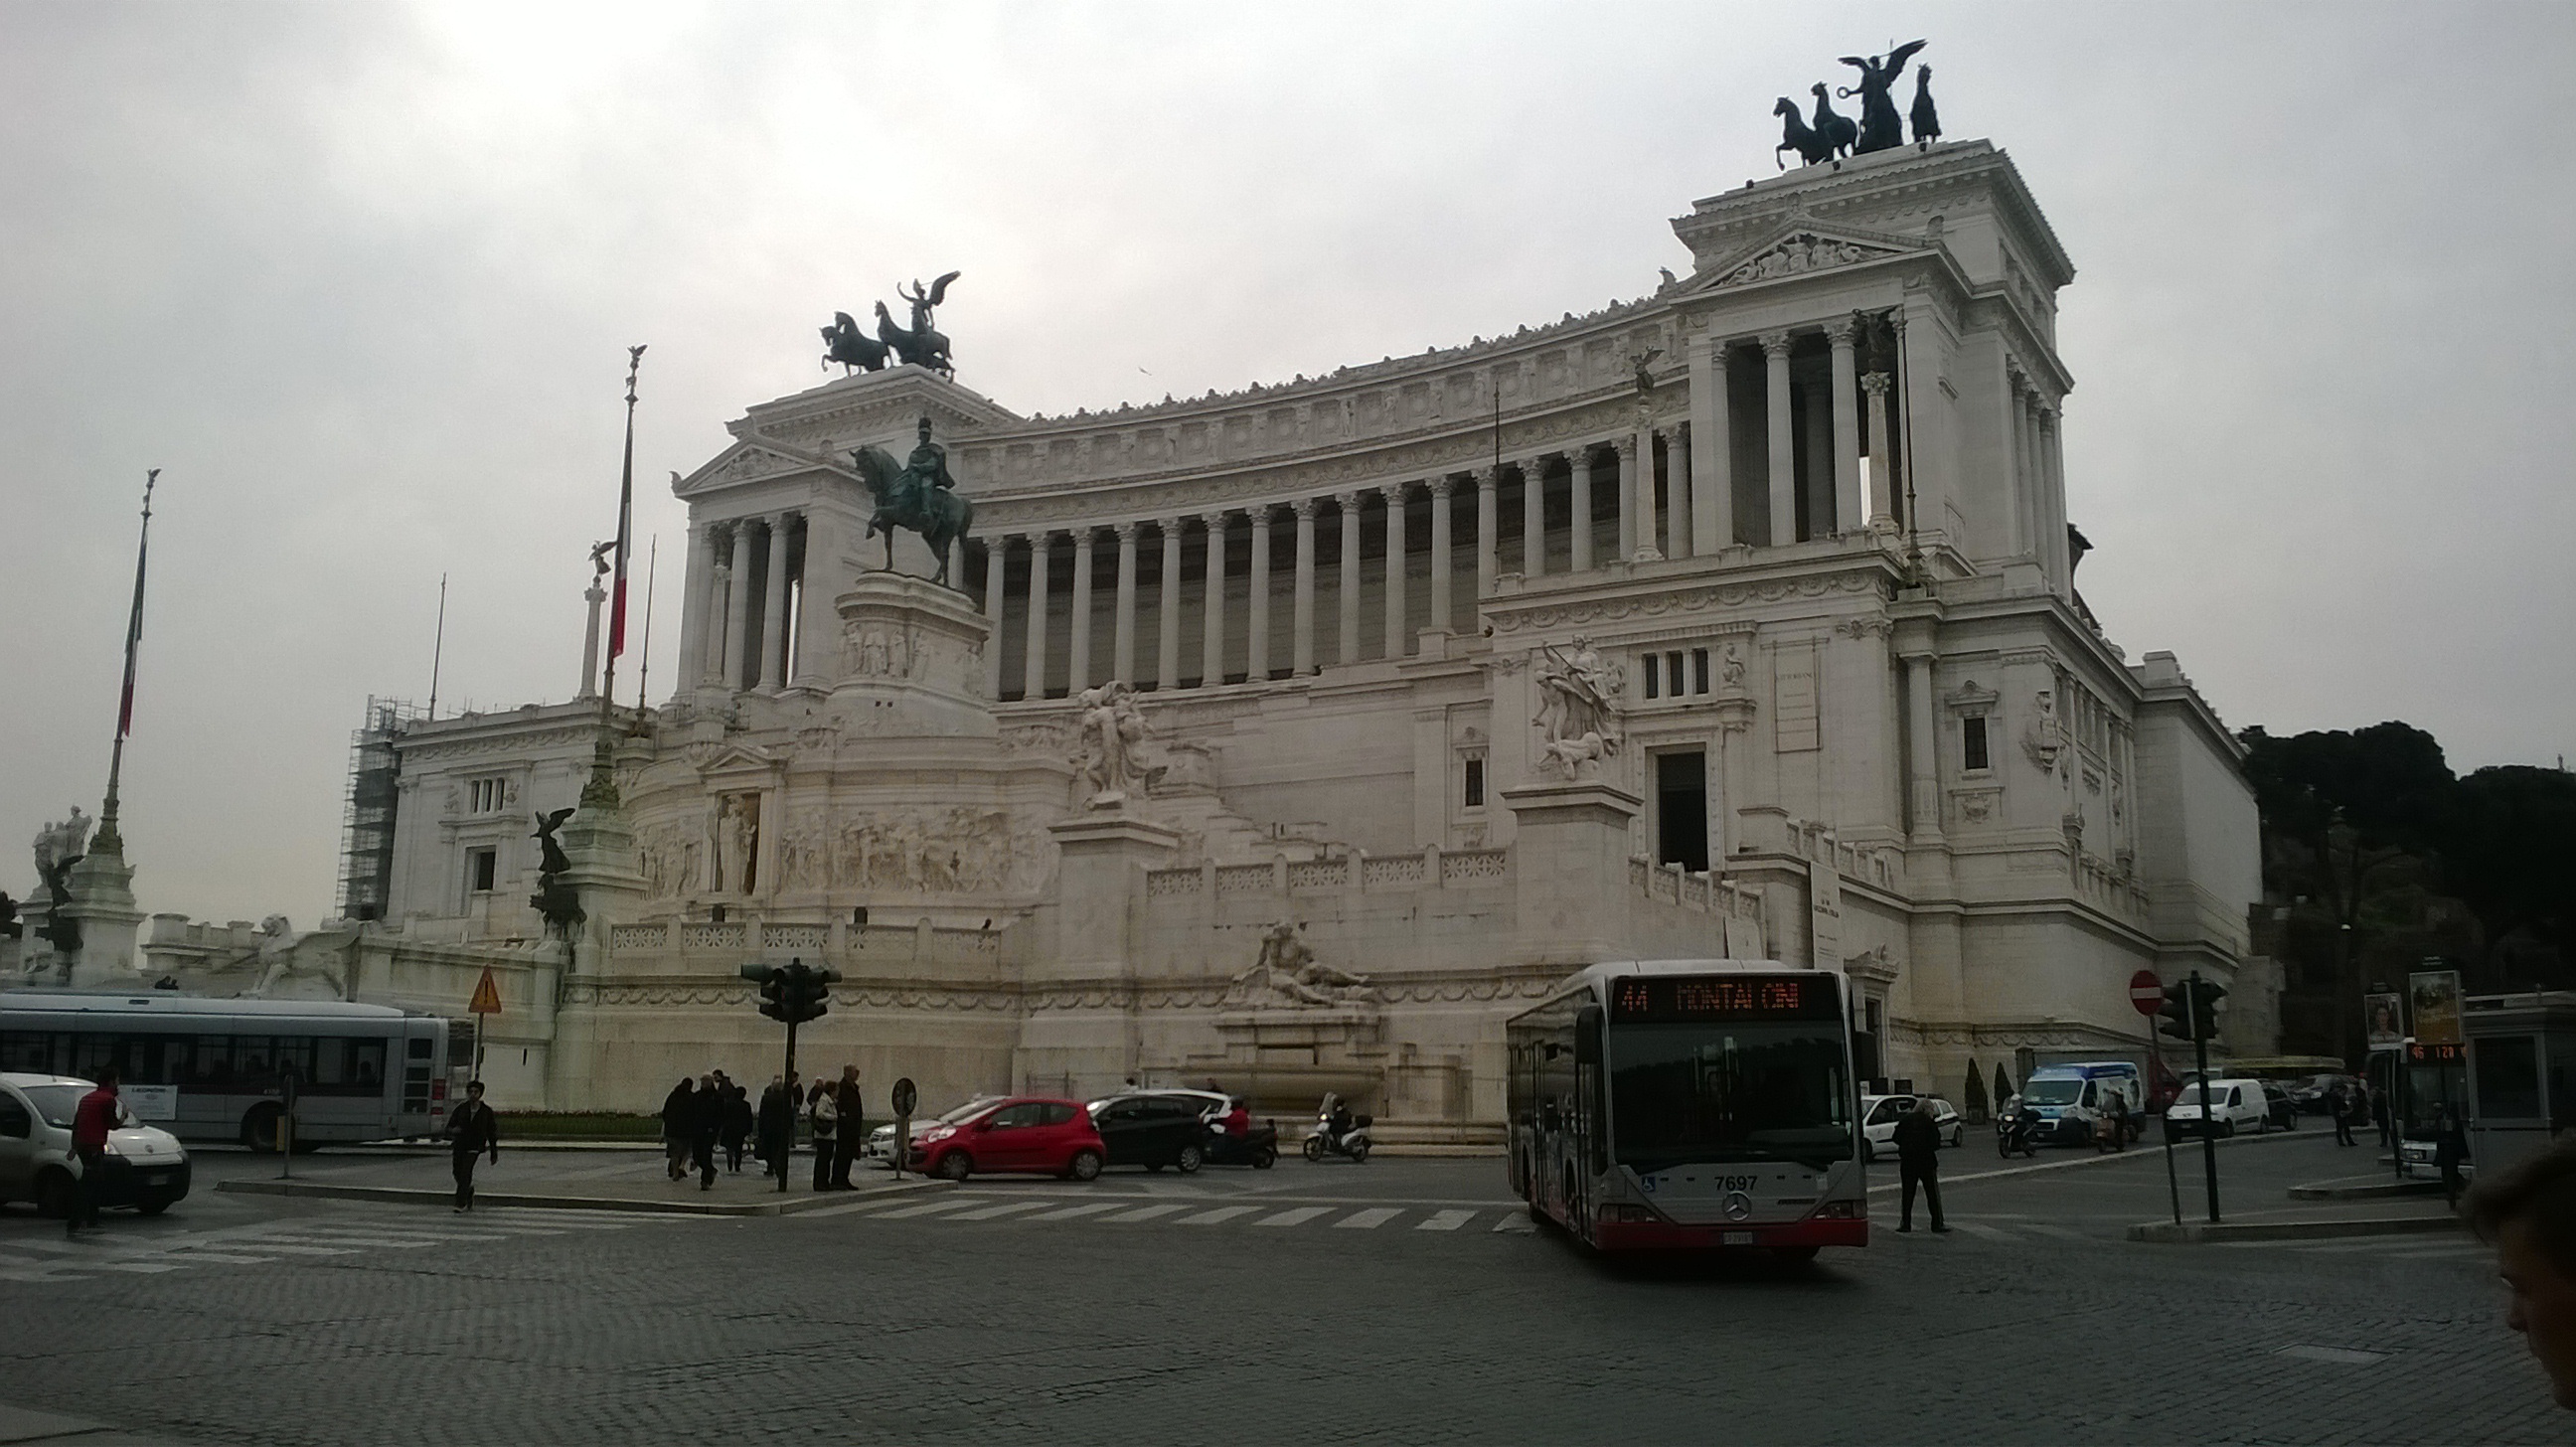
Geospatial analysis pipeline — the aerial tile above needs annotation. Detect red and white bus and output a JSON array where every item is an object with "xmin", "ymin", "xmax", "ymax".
[{"xmin": 1506, "ymin": 960, "xmax": 1865, "ymax": 1258}]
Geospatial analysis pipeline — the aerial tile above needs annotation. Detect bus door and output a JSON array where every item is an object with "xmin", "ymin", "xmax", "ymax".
[{"xmin": 1570, "ymin": 1004, "xmax": 1605, "ymax": 1237}]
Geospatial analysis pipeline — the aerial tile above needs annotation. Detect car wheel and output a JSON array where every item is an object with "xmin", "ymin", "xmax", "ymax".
[
  {"xmin": 34, "ymin": 1170, "xmax": 74, "ymax": 1220},
  {"xmin": 1349, "ymin": 1140, "xmax": 1369, "ymax": 1165},
  {"xmin": 1951, "ymin": 1125, "xmax": 1965, "ymax": 1148},
  {"xmin": 933, "ymin": 1152, "xmax": 972, "ymax": 1182},
  {"xmin": 1176, "ymin": 1143, "xmax": 1204, "ymax": 1175},
  {"xmin": 1065, "ymin": 1149, "xmax": 1104, "ymax": 1182},
  {"xmin": 2220, "ymin": 1120, "xmax": 2237, "ymax": 1139},
  {"xmin": 1303, "ymin": 1136, "xmax": 1325, "ymax": 1163},
  {"xmin": 1253, "ymin": 1146, "xmax": 1277, "ymax": 1170},
  {"xmin": 1861, "ymin": 1139, "xmax": 1876, "ymax": 1164},
  {"xmin": 241, "ymin": 1103, "xmax": 284, "ymax": 1153}
]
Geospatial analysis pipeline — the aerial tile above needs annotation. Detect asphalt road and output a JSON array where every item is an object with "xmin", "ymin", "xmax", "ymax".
[{"xmin": 0, "ymin": 1129, "xmax": 2549, "ymax": 1445}]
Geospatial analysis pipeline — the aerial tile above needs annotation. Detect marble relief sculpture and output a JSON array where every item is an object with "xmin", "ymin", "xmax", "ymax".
[
  {"xmin": 1531, "ymin": 639, "xmax": 1624, "ymax": 777},
  {"xmin": 1226, "ymin": 920, "xmax": 1377, "ymax": 1009},
  {"xmin": 1073, "ymin": 682, "xmax": 1151, "ymax": 804}
]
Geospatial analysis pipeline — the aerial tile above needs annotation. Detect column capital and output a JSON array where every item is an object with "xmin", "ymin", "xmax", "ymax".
[
  {"xmin": 1614, "ymin": 434, "xmax": 1638, "ymax": 459},
  {"xmin": 1155, "ymin": 515, "xmax": 1182, "ymax": 535},
  {"xmin": 1333, "ymin": 489, "xmax": 1363, "ymax": 511},
  {"xmin": 1199, "ymin": 509, "xmax": 1231, "ymax": 531},
  {"xmin": 1113, "ymin": 520, "xmax": 1140, "ymax": 544},
  {"xmin": 1759, "ymin": 329, "xmax": 1795, "ymax": 359},
  {"xmin": 1427, "ymin": 474, "xmax": 1455, "ymax": 499},
  {"xmin": 1379, "ymin": 480, "xmax": 1410, "ymax": 504},
  {"xmin": 1669, "ymin": 419, "xmax": 1690, "ymax": 444},
  {"xmin": 1246, "ymin": 501, "xmax": 1275, "ymax": 527},
  {"xmin": 1520, "ymin": 453, "xmax": 1552, "ymax": 478},
  {"xmin": 1290, "ymin": 495, "xmax": 1319, "ymax": 521},
  {"xmin": 1826, "ymin": 317, "xmax": 1857, "ymax": 347},
  {"xmin": 1476, "ymin": 466, "xmax": 1501, "ymax": 492},
  {"xmin": 1030, "ymin": 527, "xmax": 1060, "ymax": 545},
  {"xmin": 1860, "ymin": 371, "xmax": 1892, "ymax": 399}
]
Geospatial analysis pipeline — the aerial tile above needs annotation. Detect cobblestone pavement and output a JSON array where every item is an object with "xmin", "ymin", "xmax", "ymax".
[{"xmin": 0, "ymin": 1133, "xmax": 2549, "ymax": 1445}]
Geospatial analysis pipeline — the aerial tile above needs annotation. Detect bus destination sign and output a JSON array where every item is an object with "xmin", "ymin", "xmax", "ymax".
[{"xmin": 1608, "ymin": 975, "xmax": 1838, "ymax": 1024}]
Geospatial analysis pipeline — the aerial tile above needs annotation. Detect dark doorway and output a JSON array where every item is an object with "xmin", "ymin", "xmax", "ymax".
[{"xmin": 1655, "ymin": 750, "xmax": 1708, "ymax": 873}]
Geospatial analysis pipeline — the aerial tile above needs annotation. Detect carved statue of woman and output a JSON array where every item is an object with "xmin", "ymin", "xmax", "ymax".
[{"xmin": 1838, "ymin": 40, "xmax": 1926, "ymax": 154}]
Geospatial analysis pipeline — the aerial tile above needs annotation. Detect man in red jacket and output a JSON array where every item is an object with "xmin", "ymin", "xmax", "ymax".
[{"xmin": 69, "ymin": 1065, "xmax": 121, "ymax": 1236}]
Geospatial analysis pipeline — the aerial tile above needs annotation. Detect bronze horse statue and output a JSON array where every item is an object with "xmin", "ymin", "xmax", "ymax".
[
  {"xmin": 850, "ymin": 440, "xmax": 973, "ymax": 587},
  {"xmin": 1776, "ymin": 95, "xmax": 1843, "ymax": 168},
  {"xmin": 821, "ymin": 311, "xmax": 891, "ymax": 374}
]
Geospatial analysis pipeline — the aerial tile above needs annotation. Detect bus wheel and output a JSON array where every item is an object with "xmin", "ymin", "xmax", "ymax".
[{"xmin": 241, "ymin": 1103, "xmax": 284, "ymax": 1153}]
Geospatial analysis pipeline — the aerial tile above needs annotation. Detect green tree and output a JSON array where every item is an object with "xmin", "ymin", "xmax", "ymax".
[{"xmin": 2443, "ymin": 764, "xmax": 2576, "ymax": 990}]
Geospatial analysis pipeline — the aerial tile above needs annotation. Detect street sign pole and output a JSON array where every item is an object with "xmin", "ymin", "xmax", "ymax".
[
  {"xmin": 2192, "ymin": 971, "xmax": 2220, "ymax": 1223},
  {"xmin": 779, "ymin": 1015, "xmax": 799, "ymax": 1195},
  {"xmin": 2128, "ymin": 970, "xmax": 2179, "ymax": 1225}
]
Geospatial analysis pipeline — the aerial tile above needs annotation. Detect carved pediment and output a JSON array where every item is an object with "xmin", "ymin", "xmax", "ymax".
[
  {"xmin": 685, "ymin": 740, "xmax": 784, "ymax": 779},
  {"xmin": 1693, "ymin": 224, "xmax": 1917, "ymax": 293},
  {"xmin": 673, "ymin": 442, "xmax": 821, "ymax": 497}
]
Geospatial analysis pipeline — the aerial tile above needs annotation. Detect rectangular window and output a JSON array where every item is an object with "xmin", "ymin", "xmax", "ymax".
[
  {"xmin": 1668, "ymin": 652, "xmax": 1685, "ymax": 698},
  {"xmin": 1643, "ymin": 654, "xmax": 1661, "ymax": 700},
  {"xmin": 1691, "ymin": 649, "xmax": 1709, "ymax": 695},
  {"xmin": 1964, "ymin": 716, "xmax": 1991, "ymax": 772},
  {"xmin": 1463, "ymin": 757, "xmax": 1485, "ymax": 809},
  {"xmin": 468, "ymin": 848, "xmax": 498, "ymax": 893},
  {"xmin": 468, "ymin": 777, "xmax": 507, "ymax": 813}
]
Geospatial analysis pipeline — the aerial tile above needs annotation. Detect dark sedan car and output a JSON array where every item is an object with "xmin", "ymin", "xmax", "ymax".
[{"xmin": 1085, "ymin": 1090, "xmax": 1224, "ymax": 1173}]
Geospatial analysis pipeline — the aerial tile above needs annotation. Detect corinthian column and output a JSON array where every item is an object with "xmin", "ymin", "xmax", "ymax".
[
  {"xmin": 1427, "ymin": 475, "xmax": 1454, "ymax": 633},
  {"xmin": 1335, "ymin": 492, "xmax": 1363, "ymax": 666},
  {"xmin": 1291, "ymin": 497, "xmax": 1318, "ymax": 675},
  {"xmin": 723, "ymin": 521, "xmax": 755, "ymax": 691},
  {"xmin": 1520, "ymin": 455, "xmax": 1547, "ymax": 577},
  {"xmin": 1023, "ymin": 531, "xmax": 1052, "ymax": 699},
  {"xmin": 1067, "ymin": 526, "xmax": 1095, "ymax": 691},
  {"xmin": 1762, "ymin": 330, "xmax": 1796, "ymax": 546},
  {"xmin": 1381, "ymin": 483, "xmax": 1408, "ymax": 658},
  {"xmin": 1569, "ymin": 448, "xmax": 1594, "ymax": 571},
  {"xmin": 1200, "ymin": 511, "xmax": 1229, "ymax": 686},
  {"xmin": 1615, "ymin": 435, "xmax": 1638, "ymax": 561},
  {"xmin": 983, "ymin": 534, "xmax": 1009, "ymax": 697},
  {"xmin": 1475, "ymin": 467, "xmax": 1500, "ymax": 598},
  {"xmin": 1667, "ymin": 423, "xmax": 1692, "ymax": 560},
  {"xmin": 1862, "ymin": 373, "xmax": 1896, "ymax": 528},
  {"xmin": 1247, "ymin": 505, "xmax": 1273, "ymax": 679},
  {"xmin": 758, "ymin": 514, "xmax": 793, "ymax": 690},
  {"xmin": 1690, "ymin": 336, "xmax": 1731, "ymax": 553},
  {"xmin": 1156, "ymin": 517, "xmax": 1183, "ymax": 689},
  {"xmin": 1113, "ymin": 521, "xmax": 1140, "ymax": 683},
  {"xmin": 1830, "ymin": 319, "xmax": 1863, "ymax": 535}
]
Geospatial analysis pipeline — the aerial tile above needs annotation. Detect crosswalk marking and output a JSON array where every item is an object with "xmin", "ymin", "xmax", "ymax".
[
  {"xmin": 1950, "ymin": 1221, "xmax": 2014, "ymax": 1240},
  {"xmin": 2020, "ymin": 1222, "xmax": 2088, "ymax": 1240},
  {"xmin": 872, "ymin": 1200, "xmax": 979, "ymax": 1219},
  {"xmin": 947, "ymin": 1201, "xmax": 1057, "ymax": 1222},
  {"xmin": 1491, "ymin": 1212, "xmax": 1535, "ymax": 1233},
  {"xmin": 1334, "ymin": 1207, "xmax": 1403, "ymax": 1229},
  {"xmin": 1255, "ymin": 1207, "xmax": 1334, "ymax": 1228},
  {"xmin": 1176, "ymin": 1206, "xmax": 1260, "ymax": 1226},
  {"xmin": 1102, "ymin": 1204, "xmax": 1188, "ymax": 1223},
  {"xmin": 1025, "ymin": 1203, "xmax": 1126, "ymax": 1223},
  {"xmin": 1416, "ymin": 1209, "xmax": 1476, "ymax": 1231}
]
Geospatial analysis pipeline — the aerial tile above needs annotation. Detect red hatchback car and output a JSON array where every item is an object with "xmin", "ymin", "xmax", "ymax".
[{"xmin": 908, "ymin": 1096, "xmax": 1106, "ymax": 1183}]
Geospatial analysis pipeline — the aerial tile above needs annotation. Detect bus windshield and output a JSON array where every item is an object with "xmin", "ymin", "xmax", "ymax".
[
  {"xmin": 1608, "ymin": 1022, "xmax": 1852, "ymax": 1171},
  {"xmin": 2020, "ymin": 1078, "xmax": 2085, "ymax": 1106}
]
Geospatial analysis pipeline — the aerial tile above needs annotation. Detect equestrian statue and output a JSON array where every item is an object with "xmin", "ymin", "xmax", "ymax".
[
  {"xmin": 821, "ymin": 311, "xmax": 891, "ymax": 374},
  {"xmin": 1772, "ymin": 40, "xmax": 1932, "ymax": 168},
  {"xmin": 875, "ymin": 270, "xmax": 960, "ymax": 377},
  {"xmin": 1838, "ymin": 40, "xmax": 1927, "ymax": 154},
  {"xmin": 849, "ymin": 415, "xmax": 975, "ymax": 588}
]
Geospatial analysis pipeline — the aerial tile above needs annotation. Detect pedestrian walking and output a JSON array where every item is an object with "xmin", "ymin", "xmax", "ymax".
[
  {"xmin": 756, "ymin": 1074, "xmax": 794, "ymax": 1181},
  {"xmin": 831, "ymin": 1065, "xmax": 863, "ymax": 1190},
  {"xmin": 2435, "ymin": 1105, "xmax": 2472, "ymax": 1207},
  {"xmin": 445, "ymin": 1080, "xmax": 500, "ymax": 1212},
  {"xmin": 660, "ymin": 1077, "xmax": 696, "ymax": 1182},
  {"xmin": 2371, "ymin": 1083, "xmax": 2393, "ymax": 1148},
  {"xmin": 722, "ymin": 1084, "xmax": 753, "ymax": 1174},
  {"xmin": 2331, "ymin": 1082, "xmax": 2358, "ymax": 1147},
  {"xmin": 1893, "ymin": 1095, "xmax": 1948, "ymax": 1233},
  {"xmin": 2461, "ymin": 1138, "xmax": 2576, "ymax": 1410},
  {"xmin": 690, "ymin": 1073, "xmax": 722, "ymax": 1191},
  {"xmin": 807, "ymin": 1078, "xmax": 839, "ymax": 1191},
  {"xmin": 67, "ymin": 1065, "xmax": 121, "ymax": 1236}
]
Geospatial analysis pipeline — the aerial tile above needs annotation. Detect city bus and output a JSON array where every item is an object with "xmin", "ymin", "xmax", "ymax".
[
  {"xmin": 1506, "ymin": 960, "xmax": 1864, "ymax": 1258},
  {"xmin": 0, "ymin": 991, "xmax": 450, "ymax": 1150}
]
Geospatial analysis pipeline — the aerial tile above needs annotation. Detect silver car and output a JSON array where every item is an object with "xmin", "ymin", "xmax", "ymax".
[
  {"xmin": 0, "ymin": 1073, "xmax": 193, "ymax": 1217},
  {"xmin": 1859, "ymin": 1094, "xmax": 1965, "ymax": 1163}
]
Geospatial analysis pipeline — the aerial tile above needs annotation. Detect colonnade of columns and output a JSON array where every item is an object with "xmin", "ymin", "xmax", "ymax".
[{"xmin": 680, "ymin": 511, "xmax": 808, "ymax": 694}]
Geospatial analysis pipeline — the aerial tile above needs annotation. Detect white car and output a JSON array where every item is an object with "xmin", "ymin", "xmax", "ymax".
[
  {"xmin": 0, "ymin": 1073, "xmax": 193, "ymax": 1216},
  {"xmin": 1859, "ymin": 1094, "xmax": 1964, "ymax": 1163},
  {"xmin": 2163, "ymin": 1078, "xmax": 2271, "ymax": 1140},
  {"xmin": 862, "ymin": 1094, "xmax": 1003, "ymax": 1164}
]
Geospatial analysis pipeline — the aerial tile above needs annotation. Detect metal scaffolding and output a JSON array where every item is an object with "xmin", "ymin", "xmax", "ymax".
[{"xmin": 336, "ymin": 697, "xmax": 420, "ymax": 922}]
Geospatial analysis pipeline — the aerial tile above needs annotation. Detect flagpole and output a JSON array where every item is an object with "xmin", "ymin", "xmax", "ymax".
[
  {"xmin": 427, "ymin": 572, "xmax": 448, "ymax": 721},
  {"xmin": 583, "ymin": 345, "xmax": 645, "ymax": 808},
  {"xmin": 634, "ymin": 535, "xmax": 657, "ymax": 713},
  {"xmin": 93, "ymin": 469, "xmax": 160, "ymax": 856}
]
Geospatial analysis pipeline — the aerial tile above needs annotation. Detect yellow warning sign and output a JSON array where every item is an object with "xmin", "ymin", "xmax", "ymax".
[{"xmin": 468, "ymin": 967, "xmax": 503, "ymax": 1016}]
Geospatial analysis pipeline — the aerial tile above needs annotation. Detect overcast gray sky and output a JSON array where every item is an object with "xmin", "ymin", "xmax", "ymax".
[{"xmin": 5, "ymin": 2, "xmax": 2571, "ymax": 929}]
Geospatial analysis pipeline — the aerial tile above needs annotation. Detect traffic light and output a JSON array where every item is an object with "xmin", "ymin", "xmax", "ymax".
[
  {"xmin": 2159, "ymin": 981, "xmax": 2196, "ymax": 1043},
  {"xmin": 2158, "ymin": 977, "xmax": 2228, "ymax": 1044},
  {"xmin": 742, "ymin": 959, "xmax": 839, "ymax": 1026},
  {"xmin": 741, "ymin": 962, "xmax": 790, "ymax": 1023}
]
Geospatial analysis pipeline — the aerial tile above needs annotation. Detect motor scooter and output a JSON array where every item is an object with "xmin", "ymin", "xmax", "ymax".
[
  {"xmin": 1204, "ymin": 1120, "xmax": 1279, "ymax": 1169},
  {"xmin": 1996, "ymin": 1105, "xmax": 2039, "ymax": 1159},
  {"xmin": 1304, "ymin": 1111, "xmax": 1372, "ymax": 1164}
]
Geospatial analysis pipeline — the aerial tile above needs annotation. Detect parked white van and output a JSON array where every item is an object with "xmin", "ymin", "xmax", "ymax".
[{"xmin": 2163, "ymin": 1078, "xmax": 2271, "ymax": 1140}]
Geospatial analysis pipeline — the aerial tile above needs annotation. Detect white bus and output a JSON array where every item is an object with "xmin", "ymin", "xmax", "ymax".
[
  {"xmin": 1507, "ymin": 960, "xmax": 1865, "ymax": 1258},
  {"xmin": 0, "ymin": 992, "xmax": 451, "ymax": 1150}
]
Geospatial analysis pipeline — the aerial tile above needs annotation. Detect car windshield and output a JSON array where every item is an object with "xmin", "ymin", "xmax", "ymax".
[
  {"xmin": 2021, "ymin": 1079, "xmax": 2084, "ymax": 1105},
  {"xmin": 937, "ymin": 1097, "xmax": 1001, "ymax": 1125},
  {"xmin": 19, "ymin": 1084, "xmax": 88, "ymax": 1128},
  {"xmin": 1609, "ymin": 1022, "xmax": 1852, "ymax": 1171}
]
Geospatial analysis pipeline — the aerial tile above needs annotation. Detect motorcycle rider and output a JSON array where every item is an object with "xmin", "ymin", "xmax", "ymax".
[
  {"xmin": 1322, "ymin": 1092, "xmax": 1355, "ymax": 1149},
  {"xmin": 1218, "ymin": 1097, "xmax": 1251, "ymax": 1138}
]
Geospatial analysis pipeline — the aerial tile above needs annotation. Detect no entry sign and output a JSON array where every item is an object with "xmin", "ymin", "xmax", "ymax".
[{"xmin": 2130, "ymin": 969, "xmax": 2164, "ymax": 1015}]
